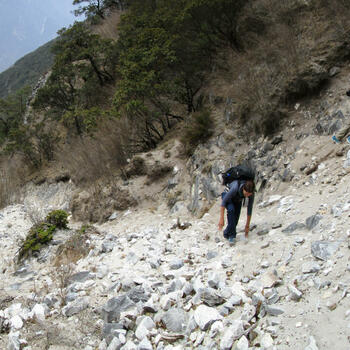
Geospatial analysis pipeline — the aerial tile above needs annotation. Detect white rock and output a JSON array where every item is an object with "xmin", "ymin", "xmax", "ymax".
[
  {"xmin": 260, "ymin": 333, "xmax": 274, "ymax": 348},
  {"xmin": 305, "ymin": 336, "xmax": 319, "ymax": 350},
  {"xmin": 288, "ymin": 285, "xmax": 303, "ymax": 301},
  {"xmin": 241, "ymin": 304, "xmax": 256, "ymax": 322},
  {"xmin": 258, "ymin": 195, "xmax": 283, "ymax": 208},
  {"xmin": 107, "ymin": 337, "xmax": 122, "ymax": 350},
  {"xmin": 231, "ymin": 282, "xmax": 249, "ymax": 301},
  {"xmin": 10, "ymin": 316, "xmax": 23, "ymax": 330},
  {"xmin": 8, "ymin": 331, "xmax": 21, "ymax": 350},
  {"xmin": 220, "ymin": 320, "xmax": 244, "ymax": 350},
  {"xmin": 137, "ymin": 337, "xmax": 153, "ymax": 350},
  {"xmin": 302, "ymin": 262, "xmax": 321, "ymax": 274},
  {"xmin": 160, "ymin": 295, "xmax": 172, "ymax": 311},
  {"xmin": 98, "ymin": 340, "xmax": 107, "ymax": 350},
  {"xmin": 30, "ymin": 304, "xmax": 47, "ymax": 323},
  {"xmin": 5, "ymin": 304, "xmax": 22, "ymax": 319},
  {"xmin": 209, "ymin": 320, "xmax": 224, "ymax": 338},
  {"xmin": 194, "ymin": 305, "xmax": 223, "ymax": 331},
  {"xmin": 261, "ymin": 261, "xmax": 270, "ymax": 268},
  {"xmin": 135, "ymin": 317, "xmax": 155, "ymax": 340},
  {"xmin": 236, "ymin": 335, "xmax": 249, "ymax": 350},
  {"xmin": 194, "ymin": 332, "xmax": 205, "ymax": 347}
]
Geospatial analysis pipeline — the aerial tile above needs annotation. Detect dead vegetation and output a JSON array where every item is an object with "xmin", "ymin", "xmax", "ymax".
[
  {"xmin": 70, "ymin": 181, "xmax": 136, "ymax": 223},
  {"xmin": 92, "ymin": 9, "xmax": 121, "ymax": 39},
  {"xmin": 0, "ymin": 156, "xmax": 30, "ymax": 209},
  {"xmin": 57, "ymin": 119, "xmax": 129, "ymax": 185},
  {"xmin": 209, "ymin": 0, "xmax": 350, "ymax": 135}
]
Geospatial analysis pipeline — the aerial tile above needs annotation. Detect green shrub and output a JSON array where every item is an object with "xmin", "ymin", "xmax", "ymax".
[
  {"xmin": 18, "ymin": 222, "xmax": 56, "ymax": 261},
  {"xmin": 79, "ymin": 224, "xmax": 91, "ymax": 234},
  {"xmin": 46, "ymin": 210, "xmax": 69, "ymax": 229},
  {"xmin": 181, "ymin": 109, "xmax": 214, "ymax": 155}
]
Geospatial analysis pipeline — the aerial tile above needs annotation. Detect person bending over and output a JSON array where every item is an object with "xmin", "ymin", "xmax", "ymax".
[{"xmin": 218, "ymin": 180, "xmax": 255, "ymax": 245}]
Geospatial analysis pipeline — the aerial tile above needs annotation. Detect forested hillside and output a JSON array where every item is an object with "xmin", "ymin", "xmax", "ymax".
[{"xmin": 0, "ymin": 40, "xmax": 55, "ymax": 99}]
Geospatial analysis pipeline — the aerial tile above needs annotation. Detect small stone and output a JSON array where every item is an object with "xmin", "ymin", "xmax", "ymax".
[
  {"xmin": 107, "ymin": 337, "xmax": 122, "ymax": 350},
  {"xmin": 135, "ymin": 316, "xmax": 155, "ymax": 340},
  {"xmin": 10, "ymin": 316, "xmax": 23, "ymax": 330},
  {"xmin": 271, "ymin": 222, "xmax": 282, "ymax": 229},
  {"xmin": 305, "ymin": 215, "xmax": 322, "ymax": 230},
  {"xmin": 305, "ymin": 336, "xmax": 319, "ymax": 350},
  {"xmin": 295, "ymin": 237, "xmax": 305, "ymax": 244},
  {"xmin": 311, "ymin": 241, "xmax": 340, "ymax": 261},
  {"xmin": 30, "ymin": 304, "xmax": 47, "ymax": 323},
  {"xmin": 169, "ymin": 258, "xmax": 184, "ymax": 270},
  {"xmin": 161, "ymin": 308, "xmax": 187, "ymax": 333},
  {"xmin": 236, "ymin": 335, "xmax": 249, "ymax": 350},
  {"xmin": 261, "ymin": 261, "xmax": 270, "ymax": 268},
  {"xmin": 260, "ymin": 333, "xmax": 274, "ymax": 348},
  {"xmin": 194, "ymin": 305, "xmax": 223, "ymax": 331},
  {"xmin": 220, "ymin": 320, "xmax": 245, "ymax": 350},
  {"xmin": 282, "ymin": 222, "xmax": 306, "ymax": 234},
  {"xmin": 302, "ymin": 262, "xmax": 321, "ymax": 274},
  {"xmin": 8, "ymin": 331, "xmax": 21, "ymax": 350},
  {"xmin": 138, "ymin": 338, "xmax": 153, "ymax": 350},
  {"xmin": 261, "ymin": 242, "xmax": 270, "ymax": 249},
  {"xmin": 256, "ymin": 228, "xmax": 269, "ymax": 236},
  {"xmin": 326, "ymin": 301, "xmax": 337, "ymax": 311},
  {"xmin": 329, "ymin": 67, "xmax": 340, "ymax": 77},
  {"xmin": 264, "ymin": 305, "xmax": 284, "ymax": 316},
  {"xmin": 62, "ymin": 297, "xmax": 89, "ymax": 317},
  {"xmin": 207, "ymin": 251, "xmax": 218, "ymax": 260},
  {"xmin": 288, "ymin": 285, "xmax": 303, "ymax": 301}
]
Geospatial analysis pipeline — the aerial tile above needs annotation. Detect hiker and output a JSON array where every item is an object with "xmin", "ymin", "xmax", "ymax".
[
  {"xmin": 218, "ymin": 179, "xmax": 255, "ymax": 245},
  {"xmin": 332, "ymin": 118, "xmax": 350, "ymax": 144}
]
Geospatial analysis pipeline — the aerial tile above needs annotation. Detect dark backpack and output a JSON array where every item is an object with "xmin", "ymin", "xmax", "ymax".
[{"xmin": 221, "ymin": 164, "xmax": 255, "ymax": 186}]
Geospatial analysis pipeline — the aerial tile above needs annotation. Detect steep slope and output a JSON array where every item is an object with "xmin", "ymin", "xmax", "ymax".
[{"xmin": 0, "ymin": 64, "xmax": 349, "ymax": 349}]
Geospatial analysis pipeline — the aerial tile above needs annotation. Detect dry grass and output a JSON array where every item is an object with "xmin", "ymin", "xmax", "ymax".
[
  {"xmin": 53, "ymin": 229, "xmax": 92, "ymax": 267},
  {"xmin": 57, "ymin": 118, "xmax": 129, "ymax": 185},
  {"xmin": 70, "ymin": 180, "xmax": 136, "ymax": 223},
  {"xmin": 207, "ymin": 0, "xmax": 350, "ymax": 135},
  {"xmin": 0, "ymin": 156, "xmax": 30, "ymax": 209}
]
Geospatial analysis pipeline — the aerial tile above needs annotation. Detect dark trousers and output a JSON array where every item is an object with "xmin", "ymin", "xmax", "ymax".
[{"xmin": 222, "ymin": 192, "xmax": 242, "ymax": 239}]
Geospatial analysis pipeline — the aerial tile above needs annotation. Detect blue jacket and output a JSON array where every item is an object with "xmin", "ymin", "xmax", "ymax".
[{"xmin": 221, "ymin": 180, "xmax": 254, "ymax": 216}]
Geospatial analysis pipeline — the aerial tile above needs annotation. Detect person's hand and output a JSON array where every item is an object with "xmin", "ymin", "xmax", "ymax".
[
  {"xmin": 244, "ymin": 224, "xmax": 249, "ymax": 238},
  {"xmin": 218, "ymin": 218, "xmax": 224, "ymax": 230}
]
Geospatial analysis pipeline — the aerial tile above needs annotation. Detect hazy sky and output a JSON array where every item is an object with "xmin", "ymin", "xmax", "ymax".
[{"xmin": 0, "ymin": 0, "xmax": 79, "ymax": 72}]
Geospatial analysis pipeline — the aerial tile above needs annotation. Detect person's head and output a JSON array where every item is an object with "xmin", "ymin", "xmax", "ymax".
[{"xmin": 243, "ymin": 180, "xmax": 255, "ymax": 197}]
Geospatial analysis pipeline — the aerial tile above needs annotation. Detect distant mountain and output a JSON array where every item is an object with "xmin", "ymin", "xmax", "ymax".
[
  {"xmin": 0, "ymin": 0, "xmax": 76, "ymax": 73},
  {"xmin": 0, "ymin": 40, "xmax": 54, "ymax": 98}
]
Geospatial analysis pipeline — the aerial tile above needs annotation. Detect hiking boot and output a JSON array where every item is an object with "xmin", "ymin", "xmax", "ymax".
[
  {"xmin": 347, "ymin": 135, "xmax": 350, "ymax": 144},
  {"xmin": 332, "ymin": 135, "xmax": 340, "ymax": 144},
  {"xmin": 228, "ymin": 237, "xmax": 236, "ymax": 245}
]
